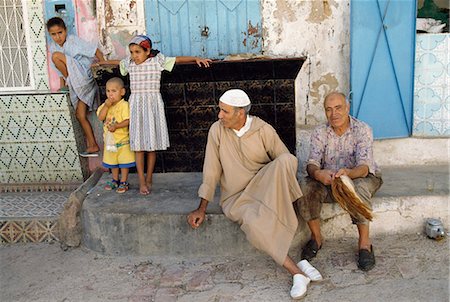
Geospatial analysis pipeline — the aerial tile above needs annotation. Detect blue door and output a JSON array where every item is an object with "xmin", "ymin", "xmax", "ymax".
[
  {"xmin": 350, "ymin": 0, "xmax": 416, "ymax": 138},
  {"xmin": 144, "ymin": 0, "xmax": 262, "ymax": 58}
]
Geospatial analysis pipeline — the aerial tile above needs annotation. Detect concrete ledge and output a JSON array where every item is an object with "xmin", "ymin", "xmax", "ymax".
[
  {"xmin": 81, "ymin": 165, "xmax": 449, "ymax": 256},
  {"xmin": 320, "ymin": 165, "xmax": 449, "ymax": 238},
  {"xmin": 82, "ymin": 173, "xmax": 260, "ymax": 256}
]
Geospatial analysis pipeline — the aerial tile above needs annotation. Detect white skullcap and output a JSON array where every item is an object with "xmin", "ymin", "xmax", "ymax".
[{"xmin": 219, "ymin": 89, "xmax": 251, "ymax": 107}]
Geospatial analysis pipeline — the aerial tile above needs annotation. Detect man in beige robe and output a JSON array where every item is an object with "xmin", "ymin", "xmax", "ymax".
[{"xmin": 187, "ymin": 89, "xmax": 322, "ymax": 299}]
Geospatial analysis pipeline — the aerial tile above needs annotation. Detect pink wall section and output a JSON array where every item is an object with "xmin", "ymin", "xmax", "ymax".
[
  {"xmin": 47, "ymin": 0, "xmax": 99, "ymax": 92},
  {"xmin": 74, "ymin": 0, "xmax": 99, "ymax": 43}
]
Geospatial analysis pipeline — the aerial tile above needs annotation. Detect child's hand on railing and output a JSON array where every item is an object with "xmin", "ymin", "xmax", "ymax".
[{"xmin": 195, "ymin": 58, "xmax": 212, "ymax": 68}]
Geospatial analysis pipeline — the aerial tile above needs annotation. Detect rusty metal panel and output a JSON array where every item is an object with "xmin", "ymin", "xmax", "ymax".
[{"xmin": 145, "ymin": 0, "xmax": 262, "ymax": 58}]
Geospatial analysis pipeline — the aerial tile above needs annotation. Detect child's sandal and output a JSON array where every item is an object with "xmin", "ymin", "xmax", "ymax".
[
  {"xmin": 104, "ymin": 179, "xmax": 119, "ymax": 190},
  {"xmin": 116, "ymin": 181, "xmax": 129, "ymax": 194}
]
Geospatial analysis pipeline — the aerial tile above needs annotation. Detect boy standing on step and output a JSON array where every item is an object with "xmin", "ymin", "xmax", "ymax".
[{"xmin": 97, "ymin": 78, "xmax": 135, "ymax": 193}]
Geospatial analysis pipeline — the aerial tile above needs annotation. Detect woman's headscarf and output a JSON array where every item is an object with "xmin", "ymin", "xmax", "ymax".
[{"xmin": 129, "ymin": 35, "xmax": 160, "ymax": 57}]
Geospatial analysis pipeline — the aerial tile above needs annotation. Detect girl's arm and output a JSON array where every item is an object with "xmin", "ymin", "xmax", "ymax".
[
  {"xmin": 176, "ymin": 56, "xmax": 211, "ymax": 67},
  {"xmin": 95, "ymin": 49, "xmax": 105, "ymax": 62},
  {"xmin": 95, "ymin": 59, "xmax": 121, "ymax": 66},
  {"xmin": 59, "ymin": 77, "xmax": 66, "ymax": 88}
]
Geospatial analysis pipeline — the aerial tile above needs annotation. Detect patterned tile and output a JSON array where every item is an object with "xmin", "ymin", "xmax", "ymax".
[
  {"xmin": 0, "ymin": 192, "xmax": 69, "ymax": 217},
  {"xmin": 0, "ymin": 191, "xmax": 68, "ymax": 244},
  {"xmin": 27, "ymin": 0, "xmax": 50, "ymax": 90},
  {"xmin": 0, "ymin": 93, "xmax": 87, "ymax": 185},
  {"xmin": 413, "ymin": 34, "xmax": 450, "ymax": 137},
  {"xmin": 0, "ymin": 220, "xmax": 58, "ymax": 243}
]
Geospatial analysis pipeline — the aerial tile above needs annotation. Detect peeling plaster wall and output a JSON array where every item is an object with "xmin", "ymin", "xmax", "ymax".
[
  {"xmin": 97, "ymin": 0, "xmax": 146, "ymax": 59},
  {"xmin": 75, "ymin": 0, "xmax": 99, "ymax": 43},
  {"xmin": 261, "ymin": 0, "xmax": 350, "ymax": 126}
]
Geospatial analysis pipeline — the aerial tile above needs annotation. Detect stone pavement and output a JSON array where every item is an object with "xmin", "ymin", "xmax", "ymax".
[{"xmin": 1, "ymin": 233, "xmax": 448, "ymax": 302}]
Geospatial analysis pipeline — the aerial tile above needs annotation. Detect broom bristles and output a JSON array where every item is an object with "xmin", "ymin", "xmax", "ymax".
[{"xmin": 331, "ymin": 175, "xmax": 373, "ymax": 221}]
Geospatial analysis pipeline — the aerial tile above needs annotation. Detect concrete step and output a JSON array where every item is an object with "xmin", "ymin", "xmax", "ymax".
[{"xmin": 81, "ymin": 165, "xmax": 449, "ymax": 256}]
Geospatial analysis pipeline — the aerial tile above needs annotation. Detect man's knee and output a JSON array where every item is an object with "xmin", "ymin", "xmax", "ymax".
[
  {"xmin": 275, "ymin": 153, "xmax": 298, "ymax": 167},
  {"xmin": 298, "ymin": 178, "xmax": 327, "ymax": 221},
  {"xmin": 353, "ymin": 175, "xmax": 381, "ymax": 201}
]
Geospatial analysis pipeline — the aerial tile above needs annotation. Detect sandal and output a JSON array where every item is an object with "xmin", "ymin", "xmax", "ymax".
[
  {"xmin": 301, "ymin": 239, "xmax": 322, "ymax": 261},
  {"xmin": 104, "ymin": 179, "xmax": 119, "ymax": 190},
  {"xmin": 358, "ymin": 245, "xmax": 375, "ymax": 271},
  {"xmin": 116, "ymin": 181, "xmax": 129, "ymax": 194}
]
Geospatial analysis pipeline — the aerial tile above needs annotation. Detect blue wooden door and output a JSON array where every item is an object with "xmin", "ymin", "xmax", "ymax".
[
  {"xmin": 350, "ymin": 0, "xmax": 416, "ymax": 138},
  {"xmin": 145, "ymin": 0, "xmax": 262, "ymax": 58}
]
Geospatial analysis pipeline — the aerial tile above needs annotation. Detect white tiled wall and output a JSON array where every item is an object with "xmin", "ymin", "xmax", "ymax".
[
  {"xmin": 0, "ymin": 93, "xmax": 86, "ymax": 185},
  {"xmin": 28, "ymin": 0, "xmax": 50, "ymax": 91},
  {"xmin": 0, "ymin": 1, "xmax": 88, "ymax": 187},
  {"xmin": 413, "ymin": 33, "xmax": 450, "ymax": 137}
]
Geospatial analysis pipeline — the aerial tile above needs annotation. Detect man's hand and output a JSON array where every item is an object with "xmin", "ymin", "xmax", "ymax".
[
  {"xmin": 187, "ymin": 209, "xmax": 206, "ymax": 229},
  {"xmin": 314, "ymin": 169, "xmax": 334, "ymax": 185},
  {"xmin": 334, "ymin": 168, "xmax": 349, "ymax": 179}
]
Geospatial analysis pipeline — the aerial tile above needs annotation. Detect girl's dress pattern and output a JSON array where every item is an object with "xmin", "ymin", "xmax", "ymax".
[
  {"xmin": 49, "ymin": 35, "xmax": 98, "ymax": 109},
  {"xmin": 120, "ymin": 53, "xmax": 175, "ymax": 151}
]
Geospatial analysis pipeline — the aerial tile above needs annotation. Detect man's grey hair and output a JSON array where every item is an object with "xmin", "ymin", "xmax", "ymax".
[
  {"xmin": 234, "ymin": 104, "xmax": 252, "ymax": 114},
  {"xmin": 324, "ymin": 92, "xmax": 349, "ymax": 106}
]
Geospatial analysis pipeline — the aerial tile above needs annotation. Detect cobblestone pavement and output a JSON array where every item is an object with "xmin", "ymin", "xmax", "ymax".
[{"xmin": 1, "ymin": 233, "xmax": 448, "ymax": 302}]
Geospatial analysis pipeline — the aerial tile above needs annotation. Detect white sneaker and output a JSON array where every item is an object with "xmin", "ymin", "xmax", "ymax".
[
  {"xmin": 290, "ymin": 274, "xmax": 310, "ymax": 299},
  {"xmin": 297, "ymin": 259, "xmax": 323, "ymax": 281}
]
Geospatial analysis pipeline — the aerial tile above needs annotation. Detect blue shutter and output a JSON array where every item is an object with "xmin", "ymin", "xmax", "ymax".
[
  {"xmin": 145, "ymin": 0, "xmax": 262, "ymax": 58},
  {"xmin": 350, "ymin": 0, "xmax": 416, "ymax": 138}
]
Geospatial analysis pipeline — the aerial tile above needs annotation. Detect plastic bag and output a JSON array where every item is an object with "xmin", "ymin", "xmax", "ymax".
[{"xmin": 105, "ymin": 131, "xmax": 117, "ymax": 152}]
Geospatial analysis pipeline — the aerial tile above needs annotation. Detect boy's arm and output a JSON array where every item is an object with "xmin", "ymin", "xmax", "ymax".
[
  {"xmin": 97, "ymin": 102, "xmax": 111, "ymax": 121},
  {"xmin": 108, "ymin": 119, "xmax": 129, "ymax": 132},
  {"xmin": 175, "ymin": 56, "xmax": 211, "ymax": 67}
]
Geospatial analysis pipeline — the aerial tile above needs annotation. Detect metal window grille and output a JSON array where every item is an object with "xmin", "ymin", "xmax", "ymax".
[{"xmin": 0, "ymin": 0, "xmax": 34, "ymax": 91}]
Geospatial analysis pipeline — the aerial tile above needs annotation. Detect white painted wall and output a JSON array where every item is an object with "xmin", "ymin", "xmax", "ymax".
[{"xmin": 261, "ymin": 0, "xmax": 350, "ymax": 126}]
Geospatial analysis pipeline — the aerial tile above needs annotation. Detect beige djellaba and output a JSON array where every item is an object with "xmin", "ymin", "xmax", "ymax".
[{"xmin": 198, "ymin": 117, "xmax": 303, "ymax": 265}]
